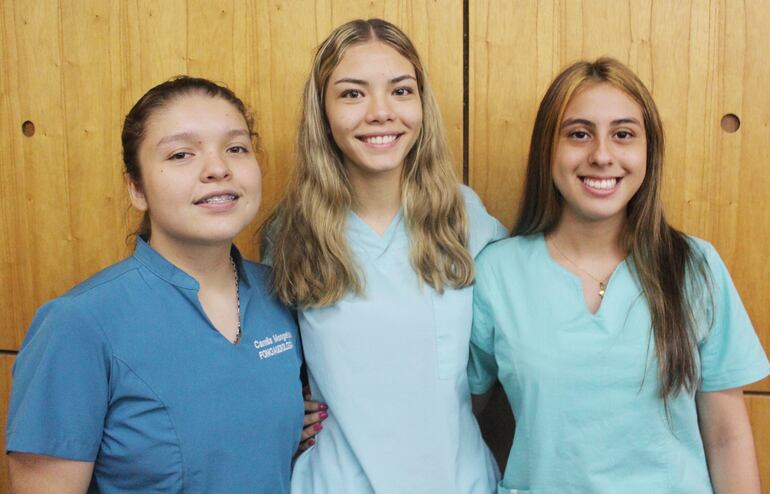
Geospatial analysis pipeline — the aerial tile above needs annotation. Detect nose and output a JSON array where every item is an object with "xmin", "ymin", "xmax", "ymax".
[
  {"xmin": 201, "ymin": 151, "xmax": 232, "ymax": 182},
  {"xmin": 366, "ymin": 93, "xmax": 394, "ymax": 123},
  {"xmin": 590, "ymin": 135, "xmax": 613, "ymax": 167}
]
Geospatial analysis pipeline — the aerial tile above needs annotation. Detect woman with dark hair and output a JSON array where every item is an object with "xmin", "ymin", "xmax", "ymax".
[
  {"xmin": 470, "ymin": 58, "xmax": 769, "ymax": 493},
  {"xmin": 7, "ymin": 77, "xmax": 305, "ymax": 493}
]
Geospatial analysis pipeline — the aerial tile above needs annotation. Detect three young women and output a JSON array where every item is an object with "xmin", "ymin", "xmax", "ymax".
[
  {"xmin": 469, "ymin": 58, "xmax": 769, "ymax": 493},
  {"xmin": 264, "ymin": 18, "xmax": 505, "ymax": 493},
  {"xmin": 7, "ymin": 77, "xmax": 305, "ymax": 492}
]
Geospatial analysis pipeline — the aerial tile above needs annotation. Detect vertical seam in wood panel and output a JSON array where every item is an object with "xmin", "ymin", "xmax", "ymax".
[{"xmin": 462, "ymin": 0, "xmax": 469, "ymax": 185}]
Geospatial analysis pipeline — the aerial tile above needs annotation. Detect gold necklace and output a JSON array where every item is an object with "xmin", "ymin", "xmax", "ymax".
[
  {"xmin": 550, "ymin": 239, "xmax": 609, "ymax": 298},
  {"xmin": 230, "ymin": 257, "xmax": 241, "ymax": 344}
]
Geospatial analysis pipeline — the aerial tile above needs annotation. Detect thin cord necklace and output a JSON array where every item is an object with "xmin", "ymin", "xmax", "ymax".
[
  {"xmin": 550, "ymin": 239, "xmax": 610, "ymax": 298},
  {"xmin": 230, "ymin": 257, "xmax": 241, "ymax": 344}
]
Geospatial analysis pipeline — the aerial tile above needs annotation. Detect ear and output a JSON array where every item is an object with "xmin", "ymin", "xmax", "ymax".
[{"xmin": 127, "ymin": 177, "xmax": 148, "ymax": 212}]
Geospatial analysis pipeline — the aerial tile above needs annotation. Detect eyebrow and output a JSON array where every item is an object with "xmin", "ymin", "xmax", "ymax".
[
  {"xmin": 560, "ymin": 117, "xmax": 642, "ymax": 129},
  {"xmin": 332, "ymin": 74, "xmax": 417, "ymax": 86},
  {"xmin": 156, "ymin": 129, "xmax": 250, "ymax": 148}
]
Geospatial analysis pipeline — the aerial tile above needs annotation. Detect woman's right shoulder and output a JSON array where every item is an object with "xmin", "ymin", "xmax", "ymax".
[
  {"xmin": 26, "ymin": 257, "xmax": 143, "ymax": 342},
  {"xmin": 474, "ymin": 234, "xmax": 541, "ymax": 276}
]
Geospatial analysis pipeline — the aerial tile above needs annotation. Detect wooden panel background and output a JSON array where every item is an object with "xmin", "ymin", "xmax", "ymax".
[
  {"xmin": 0, "ymin": 0, "xmax": 462, "ymax": 487},
  {"xmin": 470, "ymin": 0, "xmax": 769, "ymax": 392},
  {"xmin": 1, "ymin": 0, "xmax": 768, "ymax": 490},
  {"xmin": 0, "ymin": 0, "xmax": 463, "ymax": 350}
]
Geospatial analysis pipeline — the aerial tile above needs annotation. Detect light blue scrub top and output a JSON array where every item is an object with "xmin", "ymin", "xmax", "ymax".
[
  {"xmin": 290, "ymin": 186, "xmax": 507, "ymax": 494},
  {"xmin": 7, "ymin": 238, "xmax": 304, "ymax": 493},
  {"xmin": 469, "ymin": 234, "xmax": 770, "ymax": 494}
]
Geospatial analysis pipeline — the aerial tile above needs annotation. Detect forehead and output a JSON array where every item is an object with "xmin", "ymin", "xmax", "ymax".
[
  {"xmin": 563, "ymin": 82, "xmax": 643, "ymax": 121},
  {"xmin": 332, "ymin": 41, "xmax": 415, "ymax": 78},
  {"xmin": 144, "ymin": 93, "xmax": 247, "ymax": 134}
]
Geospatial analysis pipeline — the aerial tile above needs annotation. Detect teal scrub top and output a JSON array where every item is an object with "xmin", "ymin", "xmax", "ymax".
[
  {"xmin": 290, "ymin": 186, "xmax": 507, "ymax": 494},
  {"xmin": 469, "ymin": 234, "xmax": 770, "ymax": 494},
  {"xmin": 7, "ymin": 239, "xmax": 304, "ymax": 493}
]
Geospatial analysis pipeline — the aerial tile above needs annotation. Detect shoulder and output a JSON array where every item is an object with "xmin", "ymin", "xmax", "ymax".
[
  {"xmin": 64, "ymin": 256, "xmax": 144, "ymax": 301},
  {"xmin": 240, "ymin": 259, "xmax": 293, "ymax": 311},
  {"xmin": 684, "ymin": 235, "xmax": 718, "ymax": 259},
  {"xmin": 22, "ymin": 258, "xmax": 143, "ymax": 348},
  {"xmin": 457, "ymin": 185, "xmax": 508, "ymax": 256},
  {"xmin": 475, "ymin": 234, "xmax": 539, "ymax": 277},
  {"xmin": 240, "ymin": 258, "xmax": 270, "ymax": 280},
  {"xmin": 682, "ymin": 235, "xmax": 729, "ymax": 280}
]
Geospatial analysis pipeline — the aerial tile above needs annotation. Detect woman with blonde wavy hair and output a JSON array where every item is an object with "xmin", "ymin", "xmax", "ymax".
[
  {"xmin": 263, "ymin": 18, "xmax": 505, "ymax": 494},
  {"xmin": 470, "ymin": 58, "xmax": 768, "ymax": 493}
]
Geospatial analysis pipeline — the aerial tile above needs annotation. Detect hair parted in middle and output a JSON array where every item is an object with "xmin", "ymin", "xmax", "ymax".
[
  {"xmin": 262, "ymin": 18, "xmax": 472, "ymax": 308},
  {"xmin": 513, "ymin": 57, "xmax": 712, "ymax": 404}
]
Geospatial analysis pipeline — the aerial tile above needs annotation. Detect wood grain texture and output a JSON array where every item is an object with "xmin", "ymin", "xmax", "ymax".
[
  {"xmin": 469, "ymin": 0, "xmax": 770, "ymax": 391},
  {"xmin": 0, "ymin": 0, "xmax": 462, "ymax": 349},
  {"xmin": 745, "ymin": 394, "xmax": 770, "ymax": 493}
]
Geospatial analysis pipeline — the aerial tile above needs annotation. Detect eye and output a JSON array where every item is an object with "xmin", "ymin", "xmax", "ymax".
[
  {"xmin": 168, "ymin": 151, "xmax": 192, "ymax": 160},
  {"xmin": 393, "ymin": 86, "xmax": 414, "ymax": 97},
  {"xmin": 568, "ymin": 130, "xmax": 591, "ymax": 140},
  {"xmin": 615, "ymin": 130, "xmax": 634, "ymax": 140},
  {"xmin": 227, "ymin": 145, "xmax": 250, "ymax": 154},
  {"xmin": 341, "ymin": 89, "xmax": 364, "ymax": 99}
]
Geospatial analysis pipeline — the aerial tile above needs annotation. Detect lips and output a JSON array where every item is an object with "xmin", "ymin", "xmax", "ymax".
[{"xmin": 194, "ymin": 192, "xmax": 239, "ymax": 205}]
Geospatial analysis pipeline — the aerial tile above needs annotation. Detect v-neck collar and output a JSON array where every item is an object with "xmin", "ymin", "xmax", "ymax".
[
  {"xmin": 537, "ymin": 233, "xmax": 626, "ymax": 318},
  {"xmin": 347, "ymin": 209, "xmax": 404, "ymax": 258}
]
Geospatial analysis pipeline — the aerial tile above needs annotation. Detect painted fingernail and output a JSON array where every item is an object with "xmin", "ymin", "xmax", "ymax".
[
  {"xmin": 308, "ymin": 439, "xmax": 315, "ymax": 446},
  {"xmin": 313, "ymin": 423, "xmax": 323, "ymax": 431},
  {"xmin": 318, "ymin": 403, "xmax": 328, "ymax": 411},
  {"xmin": 319, "ymin": 411, "xmax": 328, "ymax": 419}
]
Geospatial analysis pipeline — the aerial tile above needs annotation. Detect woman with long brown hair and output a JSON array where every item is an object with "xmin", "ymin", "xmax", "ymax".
[
  {"xmin": 470, "ymin": 58, "xmax": 769, "ymax": 493},
  {"xmin": 264, "ymin": 18, "xmax": 504, "ymax": 494}
]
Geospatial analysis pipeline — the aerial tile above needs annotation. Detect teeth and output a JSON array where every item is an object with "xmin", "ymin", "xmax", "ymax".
[
  {"xmin": 583, "ymin": 177, "xmax": 617, "ymax": 190},
  {"xmin": 202, "ymin": 194, "xmax": 236, "ymax": 204},
  {"xmin": 364, "ymin": 135, "xmax": 397, "ymax": 145}
]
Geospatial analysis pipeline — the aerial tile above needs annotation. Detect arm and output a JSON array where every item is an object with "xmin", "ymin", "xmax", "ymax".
[
  {"xmin": 696, "ymin": 388, "xmax": 762, "ymax": 494},
  {"xmin": 8, "ymin": 452, "xmax": 93, "ymax": 494},
  {"xmin": 472, "ymin": 389, "xmax": 493, "ymax": 415}
]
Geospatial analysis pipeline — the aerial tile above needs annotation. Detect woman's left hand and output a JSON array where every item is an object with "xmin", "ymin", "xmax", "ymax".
[{"xmin": 299, "ymin": 386, "xmax": 328, "ymax": 451}]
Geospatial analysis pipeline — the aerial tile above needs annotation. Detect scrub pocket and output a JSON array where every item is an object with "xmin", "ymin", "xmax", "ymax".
[{"xmin": 432, "ymin": 285, "xmax": 473, "ymax": 379}]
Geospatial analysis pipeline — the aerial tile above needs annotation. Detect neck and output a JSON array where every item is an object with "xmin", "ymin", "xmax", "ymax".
[
  {"xmin": 149, "ymin": 236, "xmax": 234, "ymax": 286},
  {"xmin": 347, "ymin": 166, "xmax": 402, "ymax": 233},
  {"xmin": 549, "ymin": 211, "xmax": 626, "ymax": 260}
]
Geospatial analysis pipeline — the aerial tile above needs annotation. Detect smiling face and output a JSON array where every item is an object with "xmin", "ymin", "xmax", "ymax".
[
  {"xmin": 128, "ymin": 92, "xmax": 261, "ymax": 252},
  {"xmin": 323, "ymin": 41, "xmax": 423, "ymax": 183},
  {"xmin": 552, "ymin": 82, "xmax": 647, "ymax": 228}
]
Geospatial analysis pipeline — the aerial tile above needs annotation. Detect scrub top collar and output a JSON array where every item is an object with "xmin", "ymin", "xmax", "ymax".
[{"xmin": 133, "ymin": 237, "xmax": 252, "ymax": 290}]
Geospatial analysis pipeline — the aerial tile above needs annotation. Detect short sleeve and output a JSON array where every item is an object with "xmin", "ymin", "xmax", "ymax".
[
  {"xmin": 468, "ymin": 256, "xmax": 499, "ymax": 394},
  {"xmin": 696, "ymin": 241, "xmax": 770, "ymax": 392},
  {"xmin": 460, "ymin": 185, "xmax": 508, "ymax": 257},
  {"xmin": 6, "ymin": 298, "xmax": 111, "ymax": 460}
]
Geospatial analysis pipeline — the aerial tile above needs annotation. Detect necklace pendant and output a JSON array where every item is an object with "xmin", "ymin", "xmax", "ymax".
[{"xmin": 598, "ymin": 282, "xmax": 606, "ymax": 298}]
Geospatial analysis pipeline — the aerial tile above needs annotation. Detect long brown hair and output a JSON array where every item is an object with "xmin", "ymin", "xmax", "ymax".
[
  {"xmin": 263, "ymin": 18, "xmax": 471, "ymax": 308},
  {"xmin": 514, "ymin": 58, "xmax": 712, "ymax": 401}
]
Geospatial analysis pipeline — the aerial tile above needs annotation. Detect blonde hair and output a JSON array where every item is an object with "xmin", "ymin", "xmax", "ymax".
[
  {"xmin": 263, "ymin": 18, "xmax": 472, "ymax": 308},
  {"xmin": 513, "ymin": 58, "xmax": 712, "ymax": 402}
]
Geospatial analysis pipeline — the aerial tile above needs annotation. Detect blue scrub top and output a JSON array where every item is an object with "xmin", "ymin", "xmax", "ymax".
[
  {"xmin": 469, "ymin": 234, "xmax": 770, "ymax": 494},
  {"xmin": 7, "ymin": 238, "xmax": 304, "ymax": 493},
  {"xmin": 289, "ymin": 186, "xmax": 507, "ymax": 494}
]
